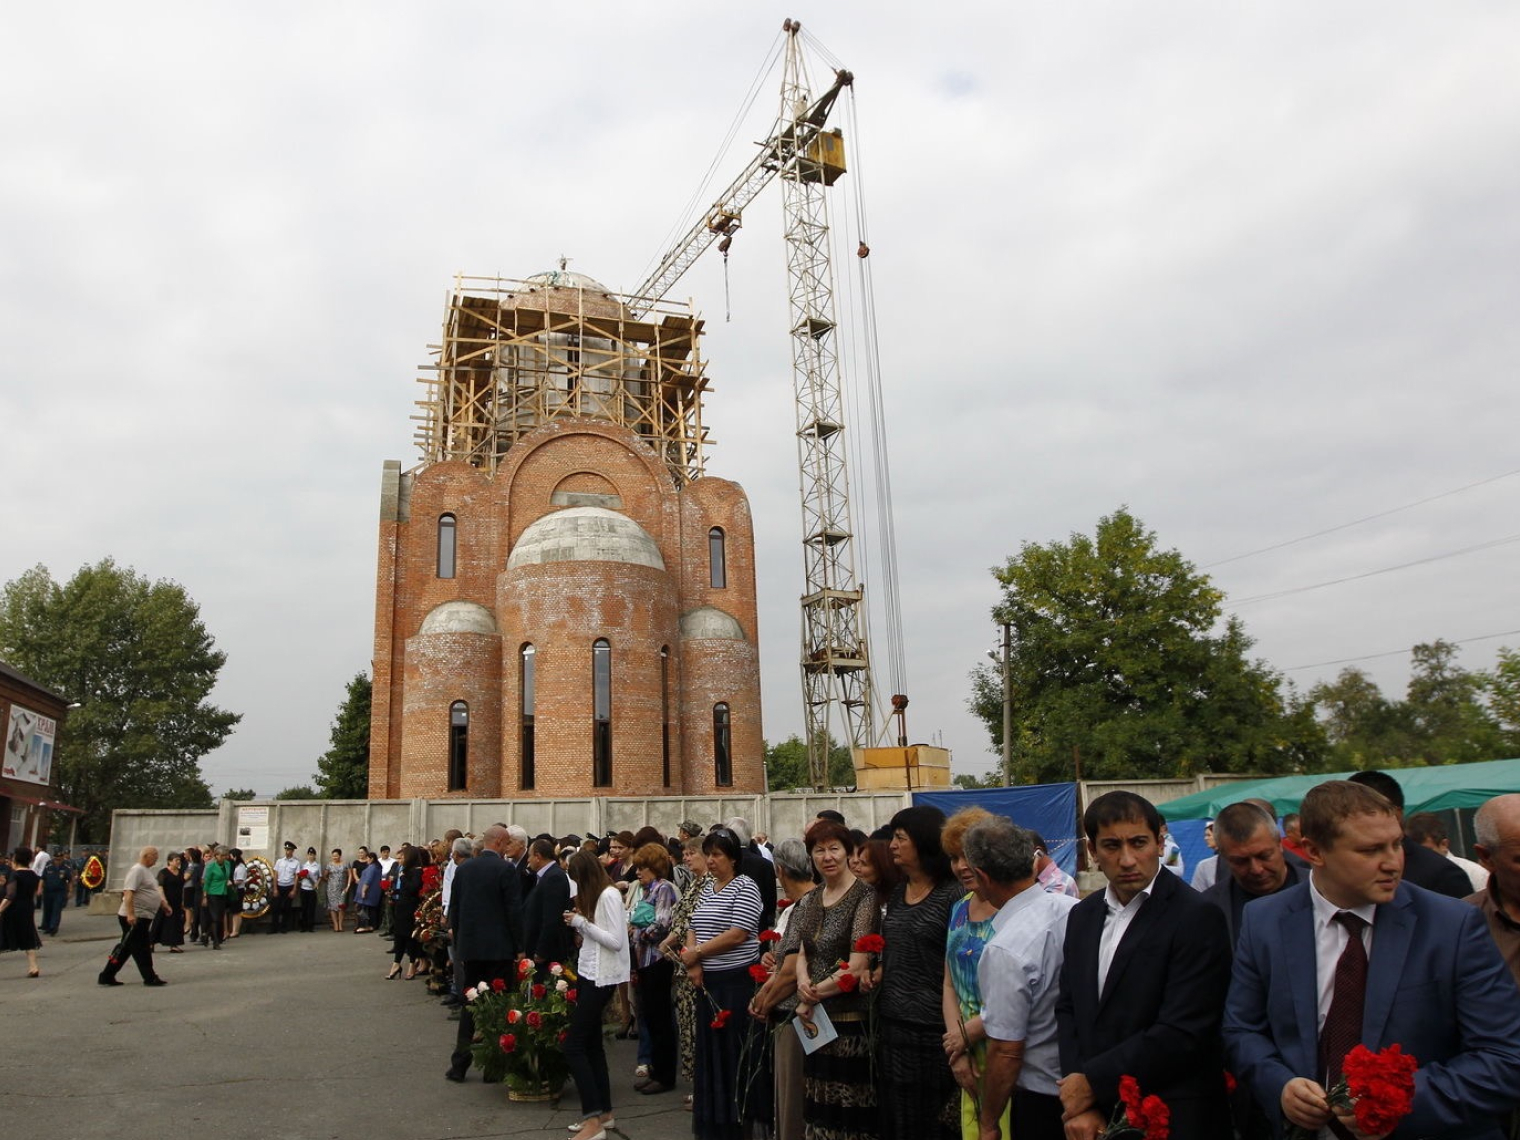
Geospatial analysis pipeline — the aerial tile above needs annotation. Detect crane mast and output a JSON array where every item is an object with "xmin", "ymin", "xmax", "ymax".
[
  {"xmin": 632, "ymin": 20, "xmax": 873, "ymax": 790},
  {"xmin": 777, "ymin": 27, "xmax": 872, "ymax": 788}
]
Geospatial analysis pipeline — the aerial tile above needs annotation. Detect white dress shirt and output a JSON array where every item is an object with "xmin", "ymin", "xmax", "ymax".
[
  {"xmin": 1096, "ymin": 869, "xmax": 1163, "ymax": 996},
  {"xmin": 1307, "ymin": 875, "xmax": 1376, "ymax": 1031}
]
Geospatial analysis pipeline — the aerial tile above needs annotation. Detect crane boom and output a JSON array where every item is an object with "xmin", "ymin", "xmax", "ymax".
[{"xmin": 630, "ymin": 58, "xmax": 852, "ymax": 313}]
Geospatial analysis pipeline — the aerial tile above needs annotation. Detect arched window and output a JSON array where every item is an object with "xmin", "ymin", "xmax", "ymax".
[
  {"xmin": 708, "ymin": 526, "xmax": 727, "ymax": 588},
  {"xmin": 713, "ymin": 702, "xmax": 732, "ymax": 787},
  {"xmin": 660, "ymin": 646, "xmax": 671, "ymax": 788},
  {"xmin": 448, "ymin": 701, "xmax": 468, "ymax": 791},
  {"xmin": 437, "ymin": 514, "xmax": 457, "ymax": 579},
  {"xmin": 519, "ymin": 645, "xmax": 536, "ymax": 791},
  {"xmin": 592, "ymin": 639, "xmax": 612, "ymax": 786}
]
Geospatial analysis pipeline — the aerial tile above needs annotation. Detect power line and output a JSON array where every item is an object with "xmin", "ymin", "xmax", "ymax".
[
  {"xmin": 1228, "ymin": 533, "xmax": 1520, "ymax": 606},
  {"xmin": 1285, "ymin": 628, "xmax": 1520, "ymax": 672},
  {"xmin": 1203, "ymin": 467, "xmax": 1520, "ymax": 569}
]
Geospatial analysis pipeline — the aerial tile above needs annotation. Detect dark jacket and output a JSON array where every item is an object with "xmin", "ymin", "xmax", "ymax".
[
  {"xmin": 522, "ymin": 861, "xmax": 575, "ymax": 968},
  {"xmin": 448, "ymin": 850, "xmax": 523, "ymax": 963},
  {"xmin": 741, "ymin": 847, "xmax": 777, "ymax": 931},
  {"xmin": 1201, "ymin": 859, "xmax": 1304, "ymax": 948},
  {"xmin": 1402, "ymin": 836, "xmax": 1473, "ymax": 898},
  {"xmin": 1057, "ymin": 868, "xmax": 1233, "ymax": 1137}
]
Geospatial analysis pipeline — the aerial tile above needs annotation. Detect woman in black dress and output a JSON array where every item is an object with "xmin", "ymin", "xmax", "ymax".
[
  {"xmin": 385, "ymin": 845, "xmax": 425, "ymax": 980},
  {"xmin": 0, "ymin": 846, "xmax": 44, "ymax": 977},
  {"xmin": 154, "ymin": 851, "xmax": 187, "ymax": 953}
]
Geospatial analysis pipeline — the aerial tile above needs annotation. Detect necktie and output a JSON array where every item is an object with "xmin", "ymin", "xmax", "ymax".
[{"xmin": 1319, "ymin": 911, "xmax": 1369, "ymax": 1087}]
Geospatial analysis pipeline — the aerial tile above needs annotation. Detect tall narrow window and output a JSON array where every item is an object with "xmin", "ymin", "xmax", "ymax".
[
  {"xmin": 713, "ymin": 702, "xmax": 733, "ymax": 787},
  {"xmin": 660, "ymin": 646, "xmax": 672, "ymax": 787},
  {"xmin": 708, "ymin": 527, "xmax": 727, "ymax": 588},
  {"xmin": 448, "ymin": 701, "xmax": 468, "ymax": 791},
  {"xmin": 592, "ymin": 638, "xmax": 612, "ymax": 786},
  {"xmin": 437, "ymin": 514, "xmax": 457, "ymax": 579},
  {"xmin": 520, "ymin": 644, "xmax": 536, "ymax": 791}
]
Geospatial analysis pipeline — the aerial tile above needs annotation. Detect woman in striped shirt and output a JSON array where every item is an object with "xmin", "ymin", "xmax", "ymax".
[{"xmin": 682, "ymin": 827, "xmax": 763, "ymax": 1140}]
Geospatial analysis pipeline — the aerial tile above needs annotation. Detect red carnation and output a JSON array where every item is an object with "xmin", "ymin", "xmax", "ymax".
[
  {"xmin": 1140, "ymin": 1095, "xmax": 1169, "ymax": 1140},
  {"xmin": 557, "ymin": 1030, "xmax": 568, "ymax": 1044},
  {"xmin": 710, "ymin": 1009, "xmax": 732, "ymax": 1029},
  {"xmin": 1119, "ymin": 1075, "xmax": 1143, "ymax": 1121},
  {"xmin": 758, "ymin": 929, "xmax": 782, "ymax": 943},
  {"xmin": 854, "ymin": 933, "xmax": 884, "ymax": 954},
  {"xmin": 526, "ymin": 1010, "xmax": 543, "ymax": 1029},
  {"xmin": 380, "ymin": 878, "xmax": 391, "ymax": 890},
  {"xmin": 776, "ymin": 897, "xmax": 792, "ymax": 910},
  {"xmin": 531, "ymin": 983, "xmax": 546, "ymax": 1000},
  {"xmin": 490, "ymin": 977, "xmax": 506, "ymax": 992},
  {"xmin": 748, "ymin": 964, "xmax": 771, "ymax": 984},
  {"xmin": 565, "ymin": 988, "xmax": 577, "ymax": 1002},
  {"xmin": 498, "ymin": 1033, "xmax": 517, "ymax": 1053},
  {"xmin": 1342, "ymin": 1044, "xmax": 1417, "ymax": 1137},
  {"xmin": 518, "ymin": 958, "xmax": 533, "ymax": 979},
  {"xmin": 835, "ymin": 971, "xmax": 859, "ymax": 993},
  {"xmin": 298, "ymin": 869, "xmax": 309, "ymax": 879},
  {"xmin": 1223, "ymin": 1071, "xmax": 1237, "ymax": 1095}
]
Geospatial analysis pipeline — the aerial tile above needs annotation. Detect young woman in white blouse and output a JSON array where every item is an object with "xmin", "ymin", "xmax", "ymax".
[{"xmin": 562, "ymin": 850, "xmax": 631, "ymax": 1140}]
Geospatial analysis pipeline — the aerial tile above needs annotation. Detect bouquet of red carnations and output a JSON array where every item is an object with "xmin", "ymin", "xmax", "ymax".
[{"xmin": 1286, "ymin": 1044, "xmax": 1417, "ymax": 1139}]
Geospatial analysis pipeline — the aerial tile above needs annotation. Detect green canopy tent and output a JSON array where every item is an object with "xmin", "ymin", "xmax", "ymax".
[{"xmin": 1158, "ymin": 757, "xmax": 1520, "ymax": 822}]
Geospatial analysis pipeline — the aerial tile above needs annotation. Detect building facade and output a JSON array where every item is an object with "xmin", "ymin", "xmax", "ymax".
[
  {"xmin": 1, "ymin": 660, "xmax": 76, "ymax": 853},
  {"xmin": 368, "ymin": 271, "xmax": 764, "ymax": 799}
]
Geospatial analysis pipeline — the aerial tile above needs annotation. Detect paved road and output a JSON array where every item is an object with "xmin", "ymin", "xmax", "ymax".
[{"xmin": 2, "ymin": 913, "xmax": 692, "ymax": 1140}]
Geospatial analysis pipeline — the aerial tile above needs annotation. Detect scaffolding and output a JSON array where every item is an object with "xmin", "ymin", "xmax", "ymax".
[{"xmin": 413, "ymin": 271, "xmax": 711, "ymax": 483}]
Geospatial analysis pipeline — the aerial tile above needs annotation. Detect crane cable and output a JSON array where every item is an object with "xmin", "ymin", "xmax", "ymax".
[{"xmin": 633, "ymin": 32, "xmax": 786, "ymax": 294}]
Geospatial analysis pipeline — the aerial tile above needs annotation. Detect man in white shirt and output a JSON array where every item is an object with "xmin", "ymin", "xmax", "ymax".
[
  {"xmin": 967, "ymin": 817, "xmax": 1077, "ymax": 1140},
  {"xmin": 271, "ymin": 841, "xmax": 301, "ymax": 934}
]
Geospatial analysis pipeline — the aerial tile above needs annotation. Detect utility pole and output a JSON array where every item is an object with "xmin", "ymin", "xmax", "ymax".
[{"xmin": 1001, "ymin": 621, "xmax": 1013, "ymax": 786}]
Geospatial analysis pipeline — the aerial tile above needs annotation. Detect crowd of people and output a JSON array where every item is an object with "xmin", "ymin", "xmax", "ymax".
[{"xmin": 7, "ymin": 769, "xmax": 1520, "ymax": 1140}]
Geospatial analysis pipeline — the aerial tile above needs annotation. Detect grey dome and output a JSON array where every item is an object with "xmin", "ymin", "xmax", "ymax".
[
  {"xmin": 418, "ymin": 601, "xmax": 499, "ymax": 636},
  {"xmin": 680, "ymin": 605, "xmax": 746, "ymax": 641},
  {"xmin": 507, "ymin": 507, "xmax": 665, "ymax": 571}
]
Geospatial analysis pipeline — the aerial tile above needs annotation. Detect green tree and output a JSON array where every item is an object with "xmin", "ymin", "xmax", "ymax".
[
  {"xmin": 764, "ymin": 733, "xmax": 854, "ymax": 791},
  {"xmin": 0, "ymin": 559, "xmax": 240, "ymax": 840},
  {"xmin": 952, "ymin": 769, "xmax": 1002, "ymax": 789},
  {"xmin": 315, "ymin": 671, "xmax": 371, "ymax": 799},
  {"xmin": 223, "ymin": 788, "xmax": 257, "ymax": 801},
  {"xmin": 274, "ymin": 784, "xmax": 318, "ymax": 800},
  {"xmin": 968, "ymin": 508, "xmax": 1322, "ymax": 785},
  {"xmin": 1481, "ymin": 647, "xmax": 1520, "ymax": 753}
]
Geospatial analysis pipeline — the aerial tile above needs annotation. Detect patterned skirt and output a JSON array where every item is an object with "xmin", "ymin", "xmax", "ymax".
[{"xmin": 803, "ymin": 1015, "xmax": 875, "ymax": 1140}]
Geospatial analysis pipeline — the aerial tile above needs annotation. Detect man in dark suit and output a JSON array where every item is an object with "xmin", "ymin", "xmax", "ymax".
[
  {"xmin": 1055, "ymin": 791, "xmax": 1233, "ymax": 1139},
  {"xmin": 1224, "ymin": 780, "xmax": 1520, "ymax": 1139},
  {"xmin": 445, "ymin": 824, "xmax": 524, "ymax": 1082},
  {"xmin": 725, "ymin": 816, "xmax": 777, "ymax": 930},
  {"xmin": 522, "ymin": 837, "xmax": 574, "ymax": 976},
  {"xmin": 1202, "ymin": 801, "xmax": 1305, "ymax": 947},
  {"xmin": 1348, "ymin": 769, "xmax": 1472, "ymax": 899}
]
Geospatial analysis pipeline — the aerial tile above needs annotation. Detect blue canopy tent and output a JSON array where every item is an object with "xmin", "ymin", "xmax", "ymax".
[{"xmin": 913, "ymin": 783, "xmax": 1080, "ymax": 874}]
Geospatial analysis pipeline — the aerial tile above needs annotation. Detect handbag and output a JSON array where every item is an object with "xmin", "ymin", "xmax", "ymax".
[{"xmin": 629, "ymin": 899, "xmax": 656, "ymax": 928}]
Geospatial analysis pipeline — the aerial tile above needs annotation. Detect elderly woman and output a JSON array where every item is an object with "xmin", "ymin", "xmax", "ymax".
[
  {"xmin": 100, "ymin": 846, "xmax": 172, "ymax": 986},
  {"xmin": 154, "ymin": 850, "xmax": 187, "ymax": 953},
  {"xmin": 789, "ymin": 819, "xmax": 880, "ymax": 1140},
  {"xmin": 684, "ymin": 827, "xmax": 764, "ymax": 1140},
  {"xmin": 878, "ymin": 806, "xmax": 960, "ymax": 1140},
  {"xmin": 938, "ymin": 807, "xmax": 1005, "ymax": 1140},
  {"xmin": 749, "ymin": 838, "xmax": 815, "ymax": 1140},
  {"xmin": 629, "ymin": 842, "xmax": 680, "ymax": 1095},
  {"xmin": 661, "ymin": 835, "xmax": 713, "ymax": 1099}
]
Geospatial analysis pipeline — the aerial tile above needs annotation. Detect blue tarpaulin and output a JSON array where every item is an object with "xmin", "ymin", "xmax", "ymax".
[{"xmin": 912, "ymin": 783, "xmax": 1080, "ymax": 875}]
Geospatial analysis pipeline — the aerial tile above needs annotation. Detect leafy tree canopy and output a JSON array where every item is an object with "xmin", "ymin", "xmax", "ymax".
[
  {"xmin": 274, "ymin": 784, "xmax": 318, "ymax": 800},
  {"xmin": 0, "ymin": 559, "xmax": 240, "ymax": 841},
  {"xmin": 1310, "ymin": 639, "xmax": 1510, "ymax": 768},
  {"xmin": 223, "ymin": 788, "xmax": 257, "ymax": 801},
  {"xmin": 765, "ymin": 733, "xmax": 854, "ymax": 791},
  {"xmin": 968, "ymin": 508, "xmax": 1324, "ymax": 784},
  {"xmin": 1481, "ymin": 646, "xmax": 1520, "ymax": 752},
  {"xmin": 314, "ymin": 671, "xmax": 371, "ymax": 799},
  {"xmin": 952, "ymin": 769, "xmax": 1003, "ymax": 790}
]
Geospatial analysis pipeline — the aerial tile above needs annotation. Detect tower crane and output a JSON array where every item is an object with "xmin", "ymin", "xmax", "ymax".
[{"xmin": 632, "ymin": 19, "xmax": 879, "ymax": 790}]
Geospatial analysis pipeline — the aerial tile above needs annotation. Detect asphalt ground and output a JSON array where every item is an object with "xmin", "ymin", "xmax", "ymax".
[{"xmin": 1, "ymin": 911, "xmax": 694, "ymax": 1140}]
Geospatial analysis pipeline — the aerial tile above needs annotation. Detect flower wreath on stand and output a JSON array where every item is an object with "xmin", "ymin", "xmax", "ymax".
[
  {"xmin": 241, "ymin": 855, "xmax": 274, "ymax": 920},
  {"xmin": 468, "ymin": 958, "xmax": 578, "ymax": 1097}
]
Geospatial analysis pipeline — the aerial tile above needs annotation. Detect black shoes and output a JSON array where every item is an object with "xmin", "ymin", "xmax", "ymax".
[
  {"xmin": 144, "ymin": 977, "xmax": 168, "ymax": 986},
  {"xmin": 444, "ymin": 1067, "xmax": 467, "ymax": 1083},
  {"xmin": 98, "ymin": 975, "xmax": 123, "ymax": 986}
]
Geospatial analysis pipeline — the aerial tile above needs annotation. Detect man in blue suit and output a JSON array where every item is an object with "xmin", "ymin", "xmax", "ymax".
[{"xmin": 1223, "ymin": 780, "xmax": 1520, "ymax": 1140}]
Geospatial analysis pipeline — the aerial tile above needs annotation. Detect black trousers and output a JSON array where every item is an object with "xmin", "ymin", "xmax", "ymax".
[
  {"xmin": 102, "ymin": 916, "xmax": 156, "ymax": 982},
  {"xmin": 206, "ymin": 895, "xmax": 227, "ymax": 947},
  {"xmin": 450, "ymin": 959, "xmax": 512, "ymax": 1075},
  {"xmin": 637, "ymin": 959, "xmax": 677, "ymax": 1087},
  {"xmin": 299, "ymin": 888, "xmax": 317, "ymax": 931},
  {"xmin": 1011, "ymin": 1089, "xmax": 1065, "ymax": 1140},
  {"xmin": 271, "ymin": 884, "xmax": 295, "ymax": 931}
]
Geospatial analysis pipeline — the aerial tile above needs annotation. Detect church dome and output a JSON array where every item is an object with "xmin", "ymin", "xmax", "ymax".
[
  {"xmin": 507, "ymin": 507, "xmax": 665, "ymax": 571},
  {"xmin": 508, "ymin": 267, "xmax": 624, "ymax": 320},
  {"xmin": 680, "ymin": 606, "xmax": 747, "ymax": 641},
  {"xmin": 418, "ymin": 600, "xmax": 499, "ymax": 636}
]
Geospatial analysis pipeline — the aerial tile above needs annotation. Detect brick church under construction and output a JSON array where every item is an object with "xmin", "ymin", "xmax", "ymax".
[{"xmin": 367, "ymin": 269, "xmax": 764, "ymax": 800}]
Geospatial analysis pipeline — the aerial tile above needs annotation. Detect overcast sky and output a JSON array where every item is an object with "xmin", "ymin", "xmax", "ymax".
[{"xmin": 2, "ymin": 3, "xmax": 1516, "ymax": 796}]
